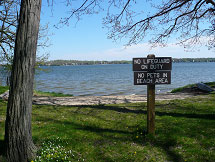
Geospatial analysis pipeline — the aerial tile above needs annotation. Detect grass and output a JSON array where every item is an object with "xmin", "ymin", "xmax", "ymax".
[
  {"xmin": 0, "ymin": 94, "xmax": 215, "ymax": 161},
  {"xmin": 170, "ymin": 84, "xmax": 195, "ymax": 93},
  {"xmin": 205, "ymin": 82, "xmax": 215, "ymax": 87},
  {"xmin": 33, "ymin": 90, "xmax": 73, "ymax": 97},
  {"xmin": 171, "ymin": 81, "xmax": 215, "ymax": 93},
  {"xmin": 0, "ymin": 86, "xmax": 73, "ymax": 97},
  {"xmin": 0, "ymin": 86, "xmax": 9, "ymax": 94}
]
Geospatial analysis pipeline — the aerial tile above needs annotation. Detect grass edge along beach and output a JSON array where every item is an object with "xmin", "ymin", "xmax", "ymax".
[{"xmin": 0, "ymin": 84, "xmax": 215, "ymax": 162}]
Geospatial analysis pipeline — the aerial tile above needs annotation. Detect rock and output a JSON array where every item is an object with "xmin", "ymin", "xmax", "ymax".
[
  {"xmin": 0, "ymin": 90, "xmax": 9, "ymax": 100},
  {"xmin": 197, "ymin": 83, "xmax": 214, "ymax": 92}
]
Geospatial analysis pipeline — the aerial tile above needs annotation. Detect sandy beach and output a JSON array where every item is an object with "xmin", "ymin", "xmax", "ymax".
[{"xmin": 32, "ymin": 92, "xmax": 199, "ymax": 106}]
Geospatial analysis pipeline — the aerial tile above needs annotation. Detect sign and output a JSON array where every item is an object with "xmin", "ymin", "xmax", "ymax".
[
  {"xmin": 133, "ymin": 56, "xmax": 172, "ymax": 85},
  {"xmin": 133, "ymin": 57, "xmax": 172, "ymax": 71},
  {"xmin": 134, "ymin": 71, "xmax": 171, "ymax": 85},
  {"xmin": 132, "ymin": 55, "xmax": 172, "ymax": 136}
]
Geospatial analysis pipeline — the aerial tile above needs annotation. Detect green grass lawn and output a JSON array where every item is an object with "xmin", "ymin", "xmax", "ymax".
[
  {"xmin": 0, "ymin": 86, "xmax": 9, "ymax": 94},
  {"xmin": 0, "ymin": 94, "xmax": 215, "ymax": 161},
  {"xmin": 171, "ymin": 82, "xmax": 215, "ymax": 93},
  {"xmin": 0, "ymin": 86, "xmax": 73, "ymax": 97},
  {"xmin": 33, "ymin": 90, "xmax": 73, "ymax": 97}
]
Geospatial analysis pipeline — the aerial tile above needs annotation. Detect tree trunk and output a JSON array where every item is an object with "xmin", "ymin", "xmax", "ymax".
[{"xmin": 5, "ymin": 0, "xmax": 42, "ymax": 161}]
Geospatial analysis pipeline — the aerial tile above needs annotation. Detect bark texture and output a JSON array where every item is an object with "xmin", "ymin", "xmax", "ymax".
[{"xmin": 5, "ymin": 0, "xmax": 42, "ymax": 161}]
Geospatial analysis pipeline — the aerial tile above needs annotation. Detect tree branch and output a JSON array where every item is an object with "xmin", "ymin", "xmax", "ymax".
[
  {"xmin": 206, "ymin": 0, "xmax": 215, "ymax": 6},
  {"xmin": 116, "ymin": 0, "xmax": 131, "ymax": 20},
  {"xmin": 124, "ymin": 0, "xmax": 191, "ymax": 33}
]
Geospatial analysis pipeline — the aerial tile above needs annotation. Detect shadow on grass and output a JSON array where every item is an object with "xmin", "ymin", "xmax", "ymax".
[
  {"xmin": 71, "ymin": 104, "xmax": 215, "ymax": 120},
  {"xmin": 75, "ymin": 104, "xmax": 147, "ymax": 114},
  {"xmin": 36, "ymin": 115, "xmax": 132, "ymax": 136},
  {"xmin": 33, "ymin": 102, "xmax": 215, "ymax": 161},
  {"xmin": 148, "ymin": 137, "xmax": 183, "ymax": 162},
  {"xmin": 0, "ymin": 140, "xmax": 5, "ymax": 156},
  {"xmin": 34, "ymin": 113, "xmax": 184, "ymax": 162}
]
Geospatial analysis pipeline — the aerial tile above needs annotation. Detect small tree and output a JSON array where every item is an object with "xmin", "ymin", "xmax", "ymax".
[
  {"xmin": 0, "ymin": 0, "xmax": 17, "ymax": 61},
  {"xmin": 0, "ymin": 0, "xmax": 50, "ymax": 85}
]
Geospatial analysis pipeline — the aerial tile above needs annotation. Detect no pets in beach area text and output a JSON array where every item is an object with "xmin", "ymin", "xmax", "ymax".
[{"xmin": 134, "ymin": 71, "xmax": 171, "ymax": 85}]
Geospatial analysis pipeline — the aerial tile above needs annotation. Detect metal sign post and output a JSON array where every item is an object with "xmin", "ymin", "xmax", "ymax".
[{"xmin": 133, "ymin": 54, "xmax": 172, "ymax": 135}]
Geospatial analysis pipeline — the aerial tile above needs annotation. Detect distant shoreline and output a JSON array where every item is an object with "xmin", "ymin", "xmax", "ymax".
[
  {"xmin": 1, "ymin": 58, "xmax": 215, "ymax": 66},
  {"xmin": 39, "ymin": 58, "xmax": 215, "ymax": 66}
]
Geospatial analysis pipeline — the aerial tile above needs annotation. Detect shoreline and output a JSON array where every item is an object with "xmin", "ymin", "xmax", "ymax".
[
  {"xmin": 32, "ymin": 92, "xmax": 199, "ymax": 106},
  {"xmin": 1, "ymin": 83, "xmax": 214, "ymax": 106}
]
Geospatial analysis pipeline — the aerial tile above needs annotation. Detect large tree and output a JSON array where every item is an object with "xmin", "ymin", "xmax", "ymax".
[
  {"xmin": 4, "ymin": 0, "xmax": 42, "ymax": 161},
  {"xmin": 63, "ymin": 0, "xmax": 215, "ymax": 49}
]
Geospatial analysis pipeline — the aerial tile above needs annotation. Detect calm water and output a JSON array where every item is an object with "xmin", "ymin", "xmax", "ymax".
[
  {"xmin": 0, "ymin": 63, "xmax": 214, "ymax": 96},
  {"xmin": 31, "ymin": 62, "xmax": 215, "ymax": 96}
]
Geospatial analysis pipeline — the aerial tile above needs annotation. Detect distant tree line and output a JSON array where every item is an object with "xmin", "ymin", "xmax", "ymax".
[
  {"xmin": 172, "ymin": 58, "xmax": 215, "ymax": 63},
  {"xmin": 1, "ymin": 58, "xmax": 215, "ymax": 66},
  {"xmin": 39, "ymin": 58, "xmax": 215, "ymax": 66},
  {"xmin": 42, "ymin": 60, "xmax": 132, "ymax": 66}
]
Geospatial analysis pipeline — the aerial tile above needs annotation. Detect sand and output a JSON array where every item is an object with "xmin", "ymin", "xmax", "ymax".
[{"xmin": 32, "ymin": 92, "xmax": 198, "ymax": 106}]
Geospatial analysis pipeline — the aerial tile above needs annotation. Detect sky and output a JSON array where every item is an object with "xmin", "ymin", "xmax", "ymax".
[{"xmin": 39, "ymin": 1, "xmax": 215, "ymax": 61}]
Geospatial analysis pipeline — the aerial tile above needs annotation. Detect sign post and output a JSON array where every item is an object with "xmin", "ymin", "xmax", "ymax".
[
  {"xmin": 133, "ymin": 54, "xmax": 172, "ymax": 135},
  {"xmin": 147, "ymin": 54, "xmax": 156, "ymax": 135}
]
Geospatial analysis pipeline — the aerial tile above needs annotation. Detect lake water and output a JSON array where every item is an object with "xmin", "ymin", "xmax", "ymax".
[
  {"xmin": 31, "ymin": 62, "xmax": 215, "ymax": 96},
  {"xmin": 0, "ymin": 62, "xmax": 214, "ymax": 96}
]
